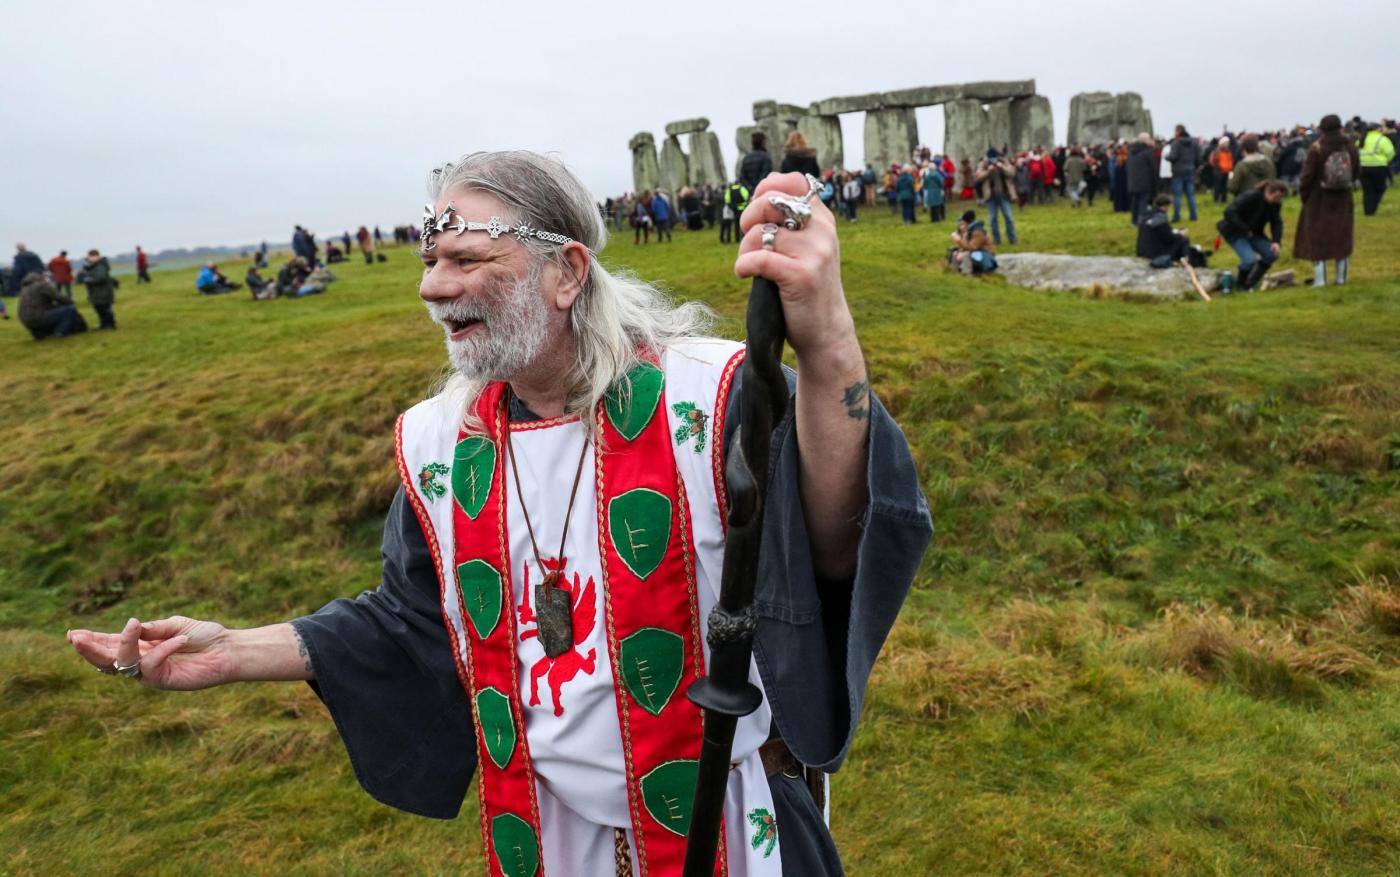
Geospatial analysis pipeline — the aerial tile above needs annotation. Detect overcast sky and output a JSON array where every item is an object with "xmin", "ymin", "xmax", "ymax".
[{"xmin": 2, "ymin": 0, "xmax": 1394, "ymax": 257}]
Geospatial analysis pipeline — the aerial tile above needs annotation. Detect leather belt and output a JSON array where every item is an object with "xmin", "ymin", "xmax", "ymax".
[{"xmin": 757, "ymin": 737, "xmax": 826, "ymax": 811}]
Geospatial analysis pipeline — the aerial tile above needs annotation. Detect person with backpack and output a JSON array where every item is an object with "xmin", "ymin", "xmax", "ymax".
[
  {"xmin": 1358, "ymin": 122, "xmax": 1397, "ymax": 216},
  {"xmin": 720, "ymin": 181, "xmax": 748, "ymax": 244},
  {"xmin": 1295, "ymin": 115, "xmax": 1361, "ymax": 286},
  {"xmin": 841, "ymin": 172, "xmax": 861, "ymax": 222}
]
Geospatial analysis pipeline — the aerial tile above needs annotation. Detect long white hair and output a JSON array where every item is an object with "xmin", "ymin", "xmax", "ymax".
[{"xmin": 427, "ymin": 151, "xmax": 712, "ymax": 429}]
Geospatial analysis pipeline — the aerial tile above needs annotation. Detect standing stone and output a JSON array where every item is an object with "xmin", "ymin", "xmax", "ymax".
[
  {"xmin": 864, "ymin": 107, "xmax": 918, "ymax": 171},
  {"xmin": 1067, "ymin": 92, "xmax": 1119, "ymax": 146},
  {"xmin": 1009, "ymin": 95, "xmax": 1055, "ymax": 152},
  {"xmin": 985, "ymin": 101, "xmax": 1012, "ymax": 155},
  {"xmin": 943, "ymin": 99, "xmax": 989, "ymax": 166},
  {"xmin": 751, "ymin": 100, "xmax": 791, "ymax": 155},
  {"xmin": 1115, "ymin": 92, "xmax": 1149, "ymax": 140},
  {"xmin": 629, "ymin": 132, "xmax": 659, "ymax": 193},
  {"xmin": 796, "ymin": 113, "xmax": 843, "ymax": 171},
  {"xmin": 688, "ymin": 130, "xmax": 727, "ymax": 188},
  {"xmin": 659, "ymin": 135, "xmax": 689, "ymax": 193}
]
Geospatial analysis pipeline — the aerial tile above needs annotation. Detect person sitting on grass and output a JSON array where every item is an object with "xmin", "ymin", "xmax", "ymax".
[
  {"xmin": 17, "ymin": 272, "xmax": 86, "ymax": 340},
  {"xmin": 246, "ymin": 265, "xmax": 277, "ymax": 300},
  {"xmin": 276, "ymin": 256, "xmax": 310, "ymax": 297},
  {"xmin": 1136, "ymin": 194, "xmax": 1192, "ymax": 266},
  {"xmin": 948, "ymin": 209, "xmax": 998, "ymax": 276},
  {"xmin": 195, "ymin": 263, "xmax": 241, "ymax": 295},
  {"xmin": 293, "ymin": 264, "xmax": 336, "ymax": 298},
  {"xmin": 1218, "ymin": 180, "xmax": 1287, "ymax": 291}
]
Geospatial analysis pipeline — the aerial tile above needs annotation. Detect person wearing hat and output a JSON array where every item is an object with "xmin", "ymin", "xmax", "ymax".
[{"xmin": 973, "ymin": 149, "xmax": 1018, "ymax": 245}]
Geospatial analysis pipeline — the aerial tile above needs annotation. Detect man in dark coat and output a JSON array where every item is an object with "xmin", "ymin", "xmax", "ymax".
[
  {"xmin": 17, "ymin": 272, "xmax": 86, "ymax": 340},
  {"xmin": 9, "ymin": 243, "xmax": 45, "ymax": 294},
  {"xmin": 1167, "ymin": 126, "xmax": 1201, "ymax": 221},
  {"xmin": 1126, "ymin": 134, "xmax": 1157, "ymax": 225},
  {"xmin": 1136, "ymin": 194, "xmax": 1191, "ymax": 263},
  {"xmin": 739, "ymin": 131, "xmax": 774, "ymax": 195},
  {"xmin": 1294, "ymin": 115, "xmax": 1361, "ymax": 286},
  {"xmin": 74, "ymin": 249, "xmax": 118, "ymax": 329},
  {"xmin": 1218, "ymin": 180, "xmax": 1287, "ymax": 290}
]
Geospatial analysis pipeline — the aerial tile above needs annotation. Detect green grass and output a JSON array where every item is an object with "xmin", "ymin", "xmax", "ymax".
[{"xmin": 2, "ymin": 191, "xmax": 1398, "ymax": 876}]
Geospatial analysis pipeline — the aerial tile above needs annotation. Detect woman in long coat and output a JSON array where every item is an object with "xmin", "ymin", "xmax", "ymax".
[{"xmin": 1294, "ymin": 114, "xmax": 1361, "ymax": 286}]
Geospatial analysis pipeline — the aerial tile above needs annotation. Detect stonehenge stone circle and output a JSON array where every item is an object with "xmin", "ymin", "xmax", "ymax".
[
  {"xmin": 629, "ymin": 131, "xmax": 659, "ymax": 192},
  {"xmin": 630, "ymin": 81, "xmax": 1154, "ymax": 187}
]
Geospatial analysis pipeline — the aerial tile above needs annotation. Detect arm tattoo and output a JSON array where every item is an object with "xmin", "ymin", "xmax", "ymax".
[
  {"xmin": 292, "ymin": 626, "xmax": 314, "ymax": 674},
  {"xmin": 841, "ymin": 380, "xmax": 870, "ymax": 421}
]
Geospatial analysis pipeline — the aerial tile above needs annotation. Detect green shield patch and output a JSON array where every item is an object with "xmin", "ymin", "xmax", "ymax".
[
  {"xmin": 604, "ymin": 362, "xmax": 665, "ymax": 441},
  {"xmin": 452, "ymin": 435, "xmax": 496, "ymax": 520},
  {"xmin": 608, "ymin": 488, "xmax": 672, "ymax": 580},
  {"xmin": 475, "ymin": 686, "xmax": 516, "ymax": 769},
  {"xmin": 456, "ymin": 558, "xmax": 503, "ymax": 639},
  {"xmin": 491, "ymin": 813, "xmax": 540, "ymax": 877},
  {"xmin": 640, "ymin": 759, "xmax": 699, "ymax": 836},
  {"xmin": 619, "ymin": 628, "xmax": 684, "ymax": 716}
]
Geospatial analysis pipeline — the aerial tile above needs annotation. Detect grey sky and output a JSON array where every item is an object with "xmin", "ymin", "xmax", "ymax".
[{"xmin": 3, "ymin": 0, "xmax": 1394, "ymax": 257}]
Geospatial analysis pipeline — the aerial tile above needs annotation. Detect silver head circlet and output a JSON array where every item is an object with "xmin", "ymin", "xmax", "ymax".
[{"xmin": 420, "ymin": 202, "xmax": 579, "ymax": 253}]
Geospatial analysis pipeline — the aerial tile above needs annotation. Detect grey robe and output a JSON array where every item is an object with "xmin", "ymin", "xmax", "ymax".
[{"xmin": 292, "ymin": 370, "xmax": 932, "ymax": 875}]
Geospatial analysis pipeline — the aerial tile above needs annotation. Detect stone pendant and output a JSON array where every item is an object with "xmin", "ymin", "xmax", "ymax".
[{"xmin": 535, "ymin": 571, "xmax": 574, "ymax": 658}]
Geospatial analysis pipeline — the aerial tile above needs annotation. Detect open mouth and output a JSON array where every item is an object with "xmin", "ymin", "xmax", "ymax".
[{"xmin": 445, "ymin": 316, "xmax": 483, "ymax": 339}]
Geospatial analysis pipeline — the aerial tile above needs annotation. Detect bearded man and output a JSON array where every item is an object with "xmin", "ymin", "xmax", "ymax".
[{"xmin": 68, "ymin": 151, "xmax": 931, "ymax": 876}]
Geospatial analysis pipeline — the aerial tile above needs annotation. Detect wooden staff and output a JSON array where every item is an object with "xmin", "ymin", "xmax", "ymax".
[{"xmin": 682, "ymin": 274, "xmax": 789, "ymax": 876}]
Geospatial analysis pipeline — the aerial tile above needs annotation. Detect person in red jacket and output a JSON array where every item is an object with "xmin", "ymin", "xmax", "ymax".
[
  {"xmin": 47, "ymin": 250, "xmax": 74, "ymax": 296},
  {"xmin": 135, "ymin": 246, "xmax": 152, "ymax": 283},
  {"xmin": 1028, "ymin": 152, "xmax": 1046, "ymax": 204},
  {"xmin": 1040, "ymin": 150, "xmax": 1057, "ymax": 203}
]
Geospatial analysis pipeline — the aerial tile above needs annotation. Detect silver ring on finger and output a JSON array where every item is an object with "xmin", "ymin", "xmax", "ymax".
[
  {"xmin": 768, "ymin": 194, "xmax": 813, "ymax": 231},
  {"xmin": 113, "ymin": 659, "xmax": 142, "ymax": 679},
  {"xmin": 761, "ymin": 223, "xmax": 779, "ymax": 250}
]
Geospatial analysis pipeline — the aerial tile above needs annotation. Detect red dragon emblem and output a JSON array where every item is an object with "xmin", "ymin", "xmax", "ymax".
[{"xmin": 518, "ymin": 557, "xmax": 597, "ymax": 716}]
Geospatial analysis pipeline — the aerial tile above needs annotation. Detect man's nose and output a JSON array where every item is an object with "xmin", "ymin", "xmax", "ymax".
[{"xmin": 419, "ymin": 264, "xmax": 460, "ymax": 304}]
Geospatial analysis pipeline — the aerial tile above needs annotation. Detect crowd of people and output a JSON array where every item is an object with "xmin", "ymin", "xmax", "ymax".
[
  {"xmin": 1, "ymin": 243, "xmax": 121, "ymax": 339},
  {"xmin": 595, "ymin": 115, "xmax": 1395, "ymax": 292}
]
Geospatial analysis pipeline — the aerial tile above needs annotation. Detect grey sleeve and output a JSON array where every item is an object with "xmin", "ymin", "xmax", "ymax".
[
  {"xmin": 290, "ymin": 487, "xmax": 476, "ymax": 819},
  {"xmin": 726, "ymin": 366, "xmax": 933, "ymax": 772}
]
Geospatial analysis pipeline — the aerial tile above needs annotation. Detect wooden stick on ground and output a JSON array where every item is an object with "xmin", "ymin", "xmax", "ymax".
[{"xmin": 1181, "ymin": 258, "xmax": 1211, "ymax": 303}]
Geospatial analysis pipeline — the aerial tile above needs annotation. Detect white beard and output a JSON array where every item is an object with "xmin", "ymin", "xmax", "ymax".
[{"xmin": 425, "ymin": 261, "xmax": 551, "ymax": 382}]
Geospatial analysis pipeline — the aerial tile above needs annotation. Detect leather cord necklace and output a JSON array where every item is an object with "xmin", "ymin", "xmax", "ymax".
[{"xmin": 504, "ymin": 397, "xmax": 591, "ymax": 659}]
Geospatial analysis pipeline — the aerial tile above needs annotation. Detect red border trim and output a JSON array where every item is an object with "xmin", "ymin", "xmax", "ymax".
[{"xmin": 710, "ymin": 347, "xmax": 746, "ymax": 532}]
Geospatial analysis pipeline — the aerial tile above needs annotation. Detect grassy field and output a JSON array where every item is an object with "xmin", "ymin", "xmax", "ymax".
[{"xmin": 3, "ymin": 190, "xmax": 1399, "ymax": 876}]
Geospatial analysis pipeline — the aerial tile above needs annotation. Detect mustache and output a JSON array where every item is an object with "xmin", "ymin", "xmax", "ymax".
[{"xmin": 424, "ymin": 297, "xmax": 489, "ymax": 325}]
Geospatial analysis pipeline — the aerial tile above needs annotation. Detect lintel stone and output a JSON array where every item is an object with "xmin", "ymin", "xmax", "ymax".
[
  {"xmin": 664, "ymin": 117, "xmax": 710, "ymax": 136},
  {"xmin": 810, "ymin": 92, "xmax": 886, "ymax": 116}
]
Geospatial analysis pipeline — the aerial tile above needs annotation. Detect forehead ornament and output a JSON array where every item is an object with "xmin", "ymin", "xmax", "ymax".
[{"xmin": 420, "ymin": 202, "xmax": 576, "ymax": 252}]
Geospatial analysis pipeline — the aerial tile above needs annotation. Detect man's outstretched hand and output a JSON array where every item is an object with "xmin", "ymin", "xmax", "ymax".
[
  {"xmin": 67, "ymin": 617, "xmax": 311, "ymax": 690},
  {"xmin": 68, "ymin": 616, "xmax": 230, "ymax": 690}
]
